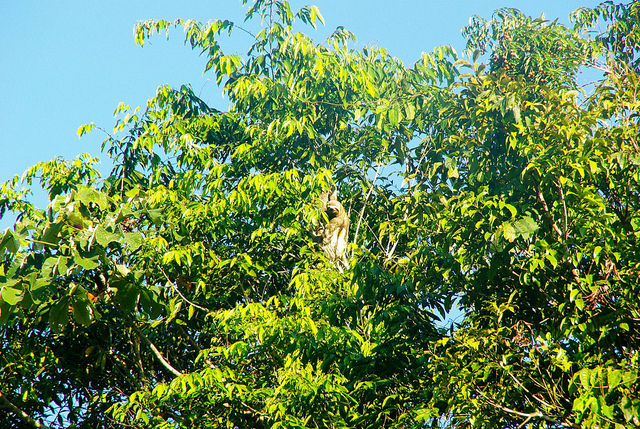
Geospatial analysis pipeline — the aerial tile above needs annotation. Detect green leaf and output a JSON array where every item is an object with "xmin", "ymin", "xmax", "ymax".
[
  {"xmin": 1, "ymin": 286, "xmax": 23, "ymax": 305},
  {"xmin": 513, "ymin": 216, "xmax": 538, "ymax": 239},
  {"xmin": 95, "ymin": 225, "xmax": 121, "ymax": 247},
  {"xmin": 620, "ymin": 322, "xmax": 630, "ymax": 331},
  {"xmin": 113, "ymin": 282, "xmax": 140, "ymax": 313},
  {"xmin": 503, "ymin": 203, "xmax": 517, "ymax": 218},
  {"xmin": 545, "ymin": 251, "xmax": 558, "ymax": 268},
  {"xmin": 77, "ymin": 123, "xmax": 96, "ymax": 137},
  {"xmin": 503, "ymin": 222, "xmax": 517, "ymax": 242},
  {"xmin": 42, "ymin": 257, "xmax": 58, "ymax": 277},
  {"xmin": 621, "ymin": 396, "xmax": 634, "ymax": 422},
  {"xmin": 123, "ymin": 232, "xmax": 143, "ymax": 251},
  {"xmin": 72, "ymin": 296, "xmax": 94, "ymax": 327},
  {"xmin": 77, "ymin": 186, "xmax": 109, "ymax": 210},
  {"xmin": 512, "ymin": 103, "xmax": 521, "ymax": 123},
  {"xmin": 608, "ymin": 368, "xmax": 622, "ymax": 390},
  {"xmin": 0, "ymin": 229, "xmax": 20, "ymax": 253},
  {"xmin": 55, "ymin": 256, "xmax": 69, "ymax": 276},
  {"xmin": 75, "ymin": 254, "xmax": 100, "ymax": 270},
  {"xmin": 445, "ymin": 158, "xmax": 459, "ymax": 179},
  {"xmin": 388, "ymin": 106, "xmax": 400, "ymax": 126},
  {"xmin": 579, "ymin": 369, "xmax": 590, "ymax": 388},
  {"xmin": 41, "ymin": 222, "xmax": 63, "ymax": 246},
  {"xmin": 404, "ymin": 103, "xmax": 416, "ymax": 121},
  {"xmin": 602, "ymin": 403, "xmax": 614, "ymax": 419},
  {"xmin": 0, "ymin": 301, "xmax": 12, "ymax": 324},
  {"xmin": 139, "ymin": 289, "xmax": 163, "ymax": 320},
  {"xmin": 49, "ymin": 297, "xmax": 70, "ymax": 333},
  {"xmin": 382, "ymin": 394, "xmax": 397, "ymax": 408},
  {"xmin": 146, "ymin": 208, "xmax": 163, "ymax": 226},
  {"xmin": 569, "ymin": 288, "xmax": 580, "ymax": 302}
]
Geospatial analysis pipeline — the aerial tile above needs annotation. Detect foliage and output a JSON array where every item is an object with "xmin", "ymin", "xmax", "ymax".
[
  {"xmin": 463, "ymin": 8, "xmax": 589, "ymax": 88},
  {"xmin": 571, "ymin": 0, "xmax": 640, "ymax": 73},
  {"xmin": 1, "ymin": 1, "xmax": 640, "ymax": 428}
]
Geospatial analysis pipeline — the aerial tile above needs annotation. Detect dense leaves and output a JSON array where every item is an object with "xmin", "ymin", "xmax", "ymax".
[{"xmin": 1, "ymin": 0, "xmax": 640, "ymax": 428}]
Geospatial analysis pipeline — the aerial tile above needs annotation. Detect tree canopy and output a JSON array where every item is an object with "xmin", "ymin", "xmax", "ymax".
[{"xmin": 1, "ymin": 1, "xmax": 640, "ymax": 428}]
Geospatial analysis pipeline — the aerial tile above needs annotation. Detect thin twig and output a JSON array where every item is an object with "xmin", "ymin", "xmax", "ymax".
[
  {"xmin": 473, "ymin": 387, "xmax": 578, "ymax": 429},
  {"xmin": 406, "ymin": 138, "xmax": 429, "ymax": 191},
  {"xmin": 105, "ymin": 346, "xmax": 143, "ymax": 389},
  {"xmin": 536, "ymin": 180, "xmax": 582, "ymax": 282},
  {"xmin": 518, "ymin": 414, "xmax": 534, "ymax": 429},
  {"xmin": 158, "ymin": 266, "xmax": 211, "ymax": 312},
  {"xmin": 499, "ymin": 362, "xmax": 556, "ymax": 410},
  {"xmin": 240, "ymin": 400, "xmax": 269, "ymax": 419},
  {"xmin": 177, "ymin": 325, "xmax": 202, "ymax": 353},
  {"xmin": 586, "ymin": 60, "xmax": 615, "ymax": 76},
  {"xmin": 364, "ymin": 218, "xmax": 385, "ymax": 251},
  {"xmin": 353, "ymin": 164, "xmax": 381, "ymax": 247}
]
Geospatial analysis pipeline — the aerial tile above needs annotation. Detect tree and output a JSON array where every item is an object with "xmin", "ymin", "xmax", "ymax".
[{"xmin": 1, "ymin": 0, "xmax": 639, "ymax": 427}]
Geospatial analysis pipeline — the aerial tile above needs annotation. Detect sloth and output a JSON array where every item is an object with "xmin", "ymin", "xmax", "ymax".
[{"xmin": 313, "ymin": 189, "xmax": 349, "ymax": 270}]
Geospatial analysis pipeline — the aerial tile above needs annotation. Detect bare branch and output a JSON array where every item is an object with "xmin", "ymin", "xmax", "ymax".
[
  {"xmin": 536, "ymin": 184, "xmax": 564, "ymax": 239},
  {"xmin": 536, "ymin": 181, "xmax": 582, "ymax": 283},
  {"xmin": 555, "ymin": 180, "xmax": 568, "ymax": 241},
  {"xmin": 0, "ymin": 390, "xmax": 53, "ymax": 429},
  {"xmin": 108, "ymin": 288, "xmax": 183, "ymax": 378},
  {"xmin": 586, "ymin": 60, "xmax": 615, "ymax": 76},
  {"xmin": 158, "ymin": 266, "xmax": 211, "ymax": 313},
  {"xmin": 353, "ymin": 164, "xmax": 381, "ymax": 247},
  {"xmin": 499, "ymin": 362, "xmax": 556, "ymax": 410},
  {"xmin": 126, "ymin": 318, "xmax": 183, "ymax": 378},
  {"xmin": 473, "ymin": 387, "xmax": 578, "ymax": 429}
]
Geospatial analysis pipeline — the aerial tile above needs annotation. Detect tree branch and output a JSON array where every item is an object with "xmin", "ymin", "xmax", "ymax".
[
  {"xmin": 125, "ymin": 317, "xmax": 183, "ymax": 378},
  {"xmin": 499, "ymin": 362, "xmax": 556, "ymax": 410},
  {"xmin": 555, "ymin": 180, "xmax": 568, "ymax": 241},
  {"xmin": 536, "ymin": 183, "xmax": 564, "ymax": 240},
  {"xmin": 537, "ymin": 181, "xmax": 582, "ymax": 282},
  {"xmin": 0, "ymin": 390, "xmax": 53, "ymax": 429},
  {"xmin": 586, "ymin": 60, "xmax": 615, "ymax": 76},
  {"xmin": 158, "ymin": 266, "xmax": 211, "ymax": 313},
  {"xmin": 473, "ymin": 387, "xmax": 578, "ymax": 429},
  {"xmin": 353, "ymin": 164, "xmax": 381, "ymax": 247},
  {"xmin": 101, "ymin": 262, "xmax": 184, "ymax": 378},
  {"xmin": 104, "ymin": 346, "xmax": 143, "ymax": 390}
]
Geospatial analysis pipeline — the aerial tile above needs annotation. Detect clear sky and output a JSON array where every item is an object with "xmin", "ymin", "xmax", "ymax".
[{"xmin": 0, "ymin": 0, "xmax": 603, "ymax": 229}]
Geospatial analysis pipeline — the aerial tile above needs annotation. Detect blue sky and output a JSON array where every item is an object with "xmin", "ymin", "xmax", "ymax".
[{"xmin": 1, "ymin": 0, "xmax": 602, "ymax": 229}]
